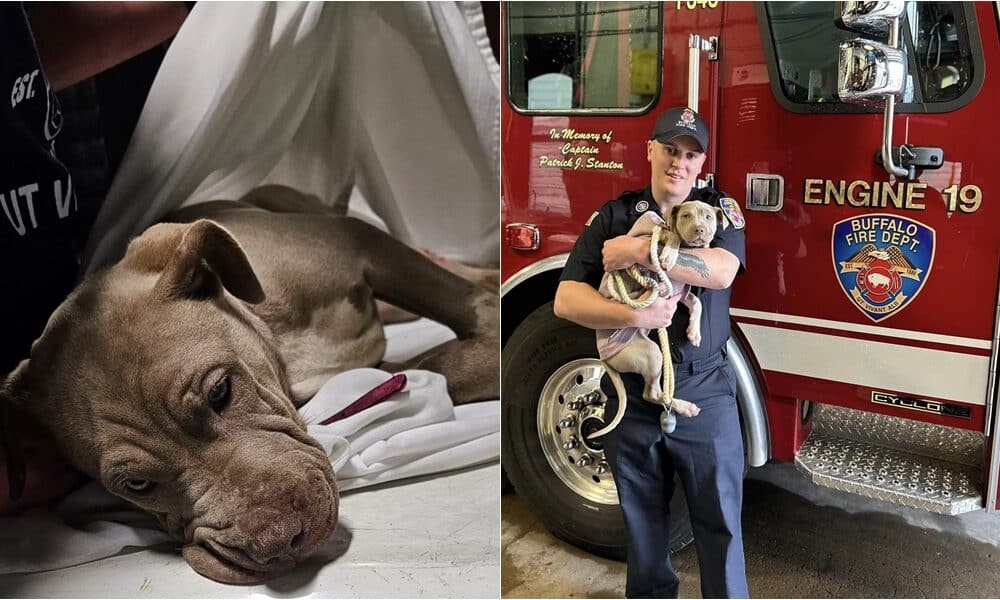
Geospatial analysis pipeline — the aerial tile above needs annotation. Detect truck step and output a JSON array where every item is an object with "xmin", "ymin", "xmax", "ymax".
[
  {"xmin": 794, "ymin": 405, "xmax": 984, "ymax": 515},
  {"xmin": 809, "ymin": 403, "xmax": 984, "ymax": 466}
]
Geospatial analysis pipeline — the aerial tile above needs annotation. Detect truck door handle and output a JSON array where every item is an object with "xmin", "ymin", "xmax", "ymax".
[{"xmin": 687, "ymin": 34, "xmax": 719, "ymax": 110}]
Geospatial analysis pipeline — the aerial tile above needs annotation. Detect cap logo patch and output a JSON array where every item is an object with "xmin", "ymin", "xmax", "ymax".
[
  {"xmin": 676, "ymin": 108, "xmax": 697, "ymax": 131},
  {"xmin": 635, "ymin": 200, "xmax": 649, "ymax": 212},
  {"xmin": 719, "ymin": 197, "xmax": 744, "ymax": 229}
]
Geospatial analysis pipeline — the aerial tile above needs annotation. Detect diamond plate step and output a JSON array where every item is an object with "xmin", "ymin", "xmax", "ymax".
[
  {"xmin": 810, "ymin": 404, "xmax": 984, "ymax": 467},
  {"xmin": 795, "ymin": 431, "xmax": 982, "ymax": 515}
]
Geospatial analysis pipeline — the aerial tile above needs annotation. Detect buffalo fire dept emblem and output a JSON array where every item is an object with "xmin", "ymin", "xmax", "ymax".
[{"xmin": 832, "ymin": 214, "xmax": 935, "ymax": 322}]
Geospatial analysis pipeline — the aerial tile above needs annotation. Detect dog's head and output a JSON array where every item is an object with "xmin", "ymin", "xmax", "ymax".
[
  {"xmin": 669, "ymin": 200, "xmax": 729, "ymax": 248},
  {"xmin": 1, "ymin": 220, "xmax": 338, "ymax": 584}
]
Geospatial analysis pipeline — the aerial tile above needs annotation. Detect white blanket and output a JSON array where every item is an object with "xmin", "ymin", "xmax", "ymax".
[{"xmin": 1, "ymin": 0, "xmax": 500, "ymax": 576}]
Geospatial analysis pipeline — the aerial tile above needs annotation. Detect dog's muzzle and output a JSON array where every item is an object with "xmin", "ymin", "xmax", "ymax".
[{"xmin": 183, "ymin": 463, "xmax": 338, "ymax": 584}]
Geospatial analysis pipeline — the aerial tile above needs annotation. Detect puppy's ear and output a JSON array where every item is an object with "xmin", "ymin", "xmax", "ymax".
[
  {"xmin": 1, "ymin": 360, "xmax": 30, "ymax": 501},
  {"xmin": 151, "ymin": 220, "xmax": 265, "ymax": 304},
  {"xmin": 715, "ymin": 207, "xmax": 731, "ymax": 231}
]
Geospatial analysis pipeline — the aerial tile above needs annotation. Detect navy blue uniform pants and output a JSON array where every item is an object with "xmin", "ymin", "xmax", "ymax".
[{"xmin": 601, "ymin": 353, "xmax": 748, "ymax": 598}]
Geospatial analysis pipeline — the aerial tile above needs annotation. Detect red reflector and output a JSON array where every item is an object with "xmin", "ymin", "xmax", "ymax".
[{"xmin": 506, "ymin": 224, "xmax": 540, "ymax": 251}]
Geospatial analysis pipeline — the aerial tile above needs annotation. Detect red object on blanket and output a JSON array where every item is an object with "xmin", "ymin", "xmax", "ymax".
[{"xmin": 319, "ymin": 373, "xmax": 408, "ymax": 425}]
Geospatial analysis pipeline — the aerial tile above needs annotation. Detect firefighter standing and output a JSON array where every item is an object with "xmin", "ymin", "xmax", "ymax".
[{"xmin": 554, "ymin": 106, "xmax": 749, "ymax": 598}]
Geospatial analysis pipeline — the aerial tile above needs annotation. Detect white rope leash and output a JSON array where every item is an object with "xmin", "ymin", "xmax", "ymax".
[{"xmin": 606, "ymin": 225, "xmax": 681, "ymax": 410}]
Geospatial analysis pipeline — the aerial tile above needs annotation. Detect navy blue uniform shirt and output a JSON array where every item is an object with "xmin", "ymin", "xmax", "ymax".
[
  {"xmin": 560, "ymin": 186, "xmax": 747, "ymax": 363},
  {"xmin": 1, "ymin": 5, "xmax": 88, "ymax": 376}
]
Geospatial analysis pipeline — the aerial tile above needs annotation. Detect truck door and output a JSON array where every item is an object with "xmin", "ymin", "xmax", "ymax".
[{"xmin": 715, "ymin": 2, "xmax": 1000, "ymax": 511}]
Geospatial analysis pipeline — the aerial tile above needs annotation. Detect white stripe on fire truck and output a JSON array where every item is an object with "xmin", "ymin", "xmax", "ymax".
[
  {"xmin": 730, "ymin": 308, "xmax": 992, "ymax": 350},
  {"xmin": 737, "ymin": 323, "xmax": 988, "ymax": 406}
]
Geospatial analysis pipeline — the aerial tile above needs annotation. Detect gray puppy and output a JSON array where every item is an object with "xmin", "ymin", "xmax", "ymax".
[{"xmin": 591, "ymin": 200, "xmax": 729, "ymax": 437}]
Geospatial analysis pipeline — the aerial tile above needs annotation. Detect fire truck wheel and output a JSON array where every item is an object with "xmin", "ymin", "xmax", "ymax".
[{"xmin": 502, "ymin": 302, "xmax": 693, "ymax": 560}]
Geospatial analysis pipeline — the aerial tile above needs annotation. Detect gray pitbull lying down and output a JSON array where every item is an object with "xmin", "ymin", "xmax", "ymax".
[
  {"xmin": 592, "ymin": 201, "xmax": 728, "ymax": 437},
  {"xmin": 0, "ymin": 185, "xmax": 499, "ymax": 584}
]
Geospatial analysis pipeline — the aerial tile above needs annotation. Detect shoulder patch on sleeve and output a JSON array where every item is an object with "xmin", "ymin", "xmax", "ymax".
[
  {"xmin": 585, "ymin": 211, "xmax": 599, "ymax": 227},
  {"xmin": 719, "ymin": 197, "xmax": 745, "ymax": 230}
]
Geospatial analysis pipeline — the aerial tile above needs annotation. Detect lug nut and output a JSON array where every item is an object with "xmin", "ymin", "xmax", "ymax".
[
  {"xmin": 567, "ymin": 400, "xmax": 583, "ymax": 411},
  {"xmin": 576, "ymin": 454, "xmax": 593, "ymax": 467},
  {"xmin": 596, "ymin": 461, "xmax": 609, "ymax": 474},
  {"xmin": 559, "ymin": 416, "xmax": 576, "ymax": 428},
  {"xmin": 563, "ymin": 436, "xmax": 579, "ymax": 450}
]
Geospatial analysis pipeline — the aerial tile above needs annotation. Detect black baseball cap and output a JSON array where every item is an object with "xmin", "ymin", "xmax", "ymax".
[{"xmin": 650, "ymin": 106, "xmax": 709, "ymax": 153}]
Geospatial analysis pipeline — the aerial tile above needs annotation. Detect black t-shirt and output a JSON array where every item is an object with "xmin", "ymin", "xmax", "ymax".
[
  {"xmin": 560, "ymin": 186, "xmax": 747, "ymax": 363},
  {"xmin": 1, "ymin": 5, "xmax": 88, "ymax": 376}
]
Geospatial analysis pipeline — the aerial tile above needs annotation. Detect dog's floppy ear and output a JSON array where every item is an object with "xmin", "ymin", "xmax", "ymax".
[
  {"xmin": 151, "ymin": 220, "xmax": 265, "ymax": 303},
  {"xmin": 715, "ymin": 207, "xmax": 731, "ymax": 231},
  {"xmin": 1, "ymin": 361, "xmax": 29, "ymax": 502}
]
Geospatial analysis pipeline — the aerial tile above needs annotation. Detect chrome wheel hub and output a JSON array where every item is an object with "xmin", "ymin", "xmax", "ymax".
[{"xmin": 537, "ymin": 359, "xmax": 618, "ymax": 505}]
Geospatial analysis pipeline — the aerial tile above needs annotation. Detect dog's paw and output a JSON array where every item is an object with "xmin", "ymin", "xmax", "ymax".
[
  {"xmin": 686, "ymin": 327, "xmax": 702, "ymax": 347},
  {"xmin": 673, "ymin": 398, "xmax": 700, "ymax": 417},
  {"xmin": 418, "ymin": 248, "xmax": 499, "ymax": 292}
]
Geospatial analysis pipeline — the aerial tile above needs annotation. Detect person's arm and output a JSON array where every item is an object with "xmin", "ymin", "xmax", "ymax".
[
  {"xmin": 601, "ymin": 234, "xmax": 739, "ymax": 290},
  {"xmin": 26, "ymin": 2, "xmax": 189, "ymax": 91},
  {"xmin": 557, "ymin": 202, "xmax": 680, "ymax": 331},
  {"xmin": 554, "ymin": 280, "xmax": 680, "ymax": 330},
  {"xmin": 667, "ymin": 246, "xmax": 740, "ymax": 290}
]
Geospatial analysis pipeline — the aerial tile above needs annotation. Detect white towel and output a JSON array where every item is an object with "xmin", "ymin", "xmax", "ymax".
[{"xmin": 302, "ymin": 368, "xmax": 499, "ymax": 488}]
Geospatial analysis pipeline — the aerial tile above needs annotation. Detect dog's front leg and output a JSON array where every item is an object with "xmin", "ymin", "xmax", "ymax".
[
  {"xmin": 346, "ymin": 220, "xmax": 499, "ymax": 404},
  {"xmin": 376, "ymin": 250, "xmax": 498, "ymax": 325},
  {"xmin": 681, "ymin": 291, "xmax": 702, "ymax": 347}
]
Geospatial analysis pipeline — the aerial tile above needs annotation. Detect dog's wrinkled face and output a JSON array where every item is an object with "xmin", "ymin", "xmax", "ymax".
[
  {"xmin": 670, "ymin": 200, "xmax": 729, "ymax": 248},
  {"xmin": 2, "ymin": 221, "xmax": 338, "ymax": 584}
]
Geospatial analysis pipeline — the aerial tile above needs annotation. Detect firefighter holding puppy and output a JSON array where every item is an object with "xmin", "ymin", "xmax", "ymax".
[{"xmin": 554, "ymin": 106, "xmax": 749, "ymax": 598}]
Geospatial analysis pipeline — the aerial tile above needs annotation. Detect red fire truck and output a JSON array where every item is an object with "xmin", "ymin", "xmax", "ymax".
[{"xmin": 501, "ymin": 0, "xmax": 1000, "ymax": 559}]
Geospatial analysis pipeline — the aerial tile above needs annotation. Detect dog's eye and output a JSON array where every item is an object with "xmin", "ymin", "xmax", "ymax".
[
  {"xmin": 207, "ymin": 376, "xmax": 231, "ymax": 412},
  {"xmin": 125, "ymin": 479, "xmax": 154, "ymax": 493}
]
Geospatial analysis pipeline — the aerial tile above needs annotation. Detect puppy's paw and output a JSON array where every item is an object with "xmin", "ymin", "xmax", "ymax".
[
  {"xmin": 672, "ymin": 398, "xmax": 700, "ymax": 417},
  {"xmin": 686, "ymin": 327, "xmax": 702, "ymax": 347}
]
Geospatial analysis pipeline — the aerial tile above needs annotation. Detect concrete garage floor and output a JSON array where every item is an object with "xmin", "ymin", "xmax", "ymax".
[{"xmin": 502, "ymin": 462, "xmax": 1000, "ymax": 598}]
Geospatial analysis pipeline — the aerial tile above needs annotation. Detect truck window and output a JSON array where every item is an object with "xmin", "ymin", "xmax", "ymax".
[
  {"xmin": 506, "ymin": 2, "xmax": 662, "ymax": 113},
  {"xmin": 760, "ymin": 1, "xmax": 983, "ymax": 113}
]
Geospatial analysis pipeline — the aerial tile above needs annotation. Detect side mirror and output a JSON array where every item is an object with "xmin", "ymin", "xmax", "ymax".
[
  {"xmin": 835, "ymin": 1, "xmax": 914, "ymax": 179},
  {"xmin": 837, "ymin": 0, "xmax": 906, "ymax": 37},
  {"xmin": 837, "ymin": 39, "xmax": 906, "ymax": 105}
]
